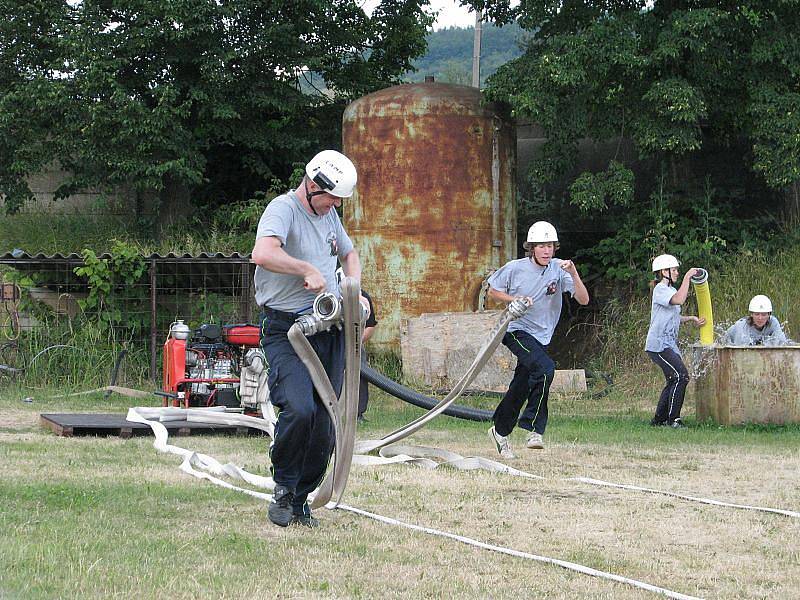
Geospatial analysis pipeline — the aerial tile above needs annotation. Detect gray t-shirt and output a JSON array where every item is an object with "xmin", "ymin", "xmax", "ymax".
[
  {"xmin": 487, "ymin": 257, "xmax": 575, "ymax": 345},
  {"xmin": 253, "ymin": 191, "xmax": 354, "ymax": 312},
  {"xmin": 645, "ymin": 282, "xmax": 681, "ymax": 353},
  {"xmin": 724, "ymin": 316, "xmax": 788, "ymax": 346}
]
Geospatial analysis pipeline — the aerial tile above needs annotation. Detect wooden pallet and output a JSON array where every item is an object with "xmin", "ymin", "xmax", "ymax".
[{"xmin": 40, "ymin": 413, "xmax": 257, "ymax": 438}]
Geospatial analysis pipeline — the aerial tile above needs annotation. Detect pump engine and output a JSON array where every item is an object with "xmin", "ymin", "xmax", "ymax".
[{"xmin": 162, "ymin": 320, "xmax": 265, "ymax": 414}]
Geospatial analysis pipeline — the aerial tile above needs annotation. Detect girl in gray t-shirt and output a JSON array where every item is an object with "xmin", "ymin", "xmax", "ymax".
[
  {"xmin": 723, "ymin": 294, "xmax": 789, "ymax": 346},
  {"xmin": 645, "ymin": 254, "xmax": 705, "ymax": 428}
]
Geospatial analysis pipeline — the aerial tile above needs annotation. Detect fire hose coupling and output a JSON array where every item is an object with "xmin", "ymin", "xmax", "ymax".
[
  {"xmin": 296, "ymin": 292, "xmax": 343, "ymax": 336},
  {"xmin": 508, "ymin": 296, "xmax": 533, "ymax": 319},
  {"xmin": 690, "ymin": 267, "xmax": 708, "ymax": 285}
]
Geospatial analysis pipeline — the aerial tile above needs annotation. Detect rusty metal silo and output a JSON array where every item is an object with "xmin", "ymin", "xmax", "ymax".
[{"xmin": 342, "ymin": 82, "xmax": 517, "ymax": 350}]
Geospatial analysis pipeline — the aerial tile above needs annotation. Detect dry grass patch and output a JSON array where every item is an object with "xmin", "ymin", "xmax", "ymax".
[{"xmin": 1, "ymin": 385, "xmax": 798, "ymax": 599}]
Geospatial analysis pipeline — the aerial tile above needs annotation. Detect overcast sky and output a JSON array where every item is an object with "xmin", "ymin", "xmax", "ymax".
[
  {"xmin": 359, "ymin": 0, "xmax": 480, "ymax": 31},
  {"xmin": 426, "ymin": 0, "xmax": 480, "ymax": 30}
]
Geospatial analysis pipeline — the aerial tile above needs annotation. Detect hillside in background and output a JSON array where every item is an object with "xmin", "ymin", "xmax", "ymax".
[{"xmin": 405, "ymin": 22, "xmax": 530, "ymax": 87}]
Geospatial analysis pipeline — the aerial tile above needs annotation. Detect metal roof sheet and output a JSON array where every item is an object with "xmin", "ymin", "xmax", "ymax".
[{"xmin": 0, "ymin": 251, "xmax": 254, "ymax": 293}]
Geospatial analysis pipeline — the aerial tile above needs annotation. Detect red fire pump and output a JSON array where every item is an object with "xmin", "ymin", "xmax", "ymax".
[{"xmin": 162, "ymin": 320, "xmax": 263, "ymax": 413}]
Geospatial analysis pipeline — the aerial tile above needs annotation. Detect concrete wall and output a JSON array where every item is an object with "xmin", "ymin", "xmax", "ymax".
[
  {"xmin": 401, "ymin": 309, "xmax": 587, "ymax": 394},
  {"xmin": 1, "ymin": 162, "xmax": 135, "ymax": 216}
]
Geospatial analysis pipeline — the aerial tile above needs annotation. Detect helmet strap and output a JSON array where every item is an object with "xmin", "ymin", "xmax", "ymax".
[{"xmin": 303, "ymin": 179, "xmax": 327, "ymax": 216}]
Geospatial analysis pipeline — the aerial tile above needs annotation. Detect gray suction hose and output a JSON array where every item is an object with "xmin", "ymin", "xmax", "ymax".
[
  {"xmin": 329, "ymin": 277, "xmax": 362, "ymax": 507},
  {"xmin": 287, "ymin": 326, "xmax": 341, "ymax": 508}
]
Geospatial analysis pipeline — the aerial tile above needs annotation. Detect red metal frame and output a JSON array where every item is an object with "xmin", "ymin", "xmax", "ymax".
[{"xmin": 162, "ymin": 325, "xmax": 262, "ymax": 409}]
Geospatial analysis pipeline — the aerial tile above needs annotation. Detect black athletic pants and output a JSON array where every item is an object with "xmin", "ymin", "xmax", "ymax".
[
  {"xmin": 493, "ymin": 330, "xmax": 555, "ymax": 437},
  {"xmin": 646, "ymin": 348, "xmax": 689, "ymax": 424},
  {"xmin": 260, "ymin": 308, "xmax": 344, "ymax": 512}
]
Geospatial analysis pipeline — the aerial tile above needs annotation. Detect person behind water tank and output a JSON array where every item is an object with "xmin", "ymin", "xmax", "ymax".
[
  {"xmin": 645, "ymin": 254, "xmax": 706, "ymax": 429},
  {"xmin": 357, "ymin": 289, "xmax": 378, "ymax": 422},
  {"xmin": 724, "ymin": 295, "xmax": 789, "ymax": 346},
  {"xmin": 251, "ymin": 149, "xmax": 369, "ymax": 529},
  {"xmin": 486, "ymin": 221, "xmax": 589, "ymax": 458}
]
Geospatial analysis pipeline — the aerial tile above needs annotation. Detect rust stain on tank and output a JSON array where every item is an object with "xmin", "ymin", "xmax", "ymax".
[{"xmin": 342, "ymin": 82, "xmax": 517, "ymax": 349}]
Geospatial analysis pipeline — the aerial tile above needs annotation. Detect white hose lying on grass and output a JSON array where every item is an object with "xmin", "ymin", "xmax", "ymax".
[
  {"xmin": 127, "ymin": 403, "xmax": 800, "ymax": 522},
  {"xmin": 126, "ymin": 405, "xmax": 701, "ymax": 600},
  {"xmin": 339, "ymin": 503, "xmax": 703, "ymax": 600}
]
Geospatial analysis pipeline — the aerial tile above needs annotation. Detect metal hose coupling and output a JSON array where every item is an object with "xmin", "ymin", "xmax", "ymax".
[
  {"xmin": 690, "ymin": 268, "xmax": 708, "ymax": 285},
  {"xmin": 508, "ymin": 297, "xmax": 532, "ymax": 319},
  {"xmin": 295, "ymin": 292, "xmax": 343, "ymax": 336}
]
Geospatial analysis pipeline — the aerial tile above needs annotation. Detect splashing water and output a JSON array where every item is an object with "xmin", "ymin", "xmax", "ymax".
[
  {"xmin": 686, "ymin": 319, "xmax": 799, "ymax": 378},
  {"xmin": 687, "ymin": 344, "xmax": 717, "ymax": 379}
]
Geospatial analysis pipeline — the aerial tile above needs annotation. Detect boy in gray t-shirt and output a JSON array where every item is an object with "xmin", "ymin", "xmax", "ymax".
[{"xmin": 486, "ymin": 221, "xmax": 589, "ymax": 458}]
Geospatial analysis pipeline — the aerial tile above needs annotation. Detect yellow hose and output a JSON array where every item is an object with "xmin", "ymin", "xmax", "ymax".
[{"xmin": 692, "ymin": 278, "xmax": 714, "ymax": 345}]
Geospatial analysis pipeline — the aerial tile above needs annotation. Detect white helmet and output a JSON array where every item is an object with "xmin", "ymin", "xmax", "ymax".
[
  {"xmin": 748, "ymin": 294, "xmax": 772, "ymax": 313},
  {"xmin": 523, "ymin": 221, "xmax": 559, "ymax": 250},
  {"xmin": 652, "ymin": 254, "xmax": 679, "ymax": 272},
  {"xmin": 305, "ymin": 150, "xmax": 357, "ymax": 198}
]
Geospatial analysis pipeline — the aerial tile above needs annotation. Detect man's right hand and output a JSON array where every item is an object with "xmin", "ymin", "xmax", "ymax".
[{"xmin": 303, "ymin": 268, "xmax": 327, "ymax": 293}]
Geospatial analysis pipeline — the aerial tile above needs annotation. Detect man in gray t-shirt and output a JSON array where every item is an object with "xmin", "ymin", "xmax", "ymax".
[
  {"xmin": 252, "ymin": 150, "xmax": 365, "ymax": 529},
  {"xmin": 486, "ymin": 221, "xmax": 589, "ymax": 458},
  {"xmin": 254, "ymin": 190, "xmax": 354, "ymax": 312}
]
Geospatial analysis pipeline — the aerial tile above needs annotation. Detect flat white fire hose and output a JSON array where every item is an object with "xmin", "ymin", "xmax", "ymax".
[
  {"xmin": 355, "ymin": 297, "xmax": 531, "ymax": 455},
  {"xmin": 338, "ymin": 503, "xmax": 703, "ymax": 600}
]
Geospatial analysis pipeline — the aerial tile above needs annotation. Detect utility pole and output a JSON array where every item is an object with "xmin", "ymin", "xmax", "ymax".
[{"xmin": 471, "ymin": 10, "xmax": 482, "ymax": 88}]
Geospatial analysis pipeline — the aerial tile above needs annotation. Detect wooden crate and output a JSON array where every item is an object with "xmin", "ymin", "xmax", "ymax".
[{"xmin": 693, "ymin": 346, "xmax": 800, "ymax": 425}]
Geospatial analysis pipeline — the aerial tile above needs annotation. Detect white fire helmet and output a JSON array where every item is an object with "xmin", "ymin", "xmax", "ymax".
[
  {"xmin": 651, "ymin": 254, "xmax": 679, "ymax": 272},
  {"xmin": 523, "ymin": 221, "xmax": 559, "ymax": 250},
  {"xmin": 305, "ymin": 150, "xmax": 357, "ymax": 198},
  {"xmin": 748, "ymin": 294, "xmax": 772, "ymax": 313}
]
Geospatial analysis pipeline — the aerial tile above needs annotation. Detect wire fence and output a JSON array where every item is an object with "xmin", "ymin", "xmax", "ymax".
[{"xmin": 0, "ymin": 253, "xmax": 256, "ymax": 384}]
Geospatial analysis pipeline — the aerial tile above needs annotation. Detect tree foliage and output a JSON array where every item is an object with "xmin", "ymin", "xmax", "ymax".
[
  {"xmin": 0, "ymin": 0, "xmax": 433, "ymax": 214},
  {"xmin": 473, "ymin": 0, "xmax": 800, "ymax": 278}
]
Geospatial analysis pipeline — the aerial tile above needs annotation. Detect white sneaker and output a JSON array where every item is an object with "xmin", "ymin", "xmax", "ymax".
[
  {"xmin": 526, "ymin": 431, "xmax": 544, "ymax": 449},
  {"xmin": 488, "ymin": 426, "xmax": 515, "ymax": 459}
]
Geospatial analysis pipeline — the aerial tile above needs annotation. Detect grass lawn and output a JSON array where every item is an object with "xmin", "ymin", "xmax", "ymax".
[{"xmin": 1, "ymin": 374, "xmax": 798, "ymax": 599}]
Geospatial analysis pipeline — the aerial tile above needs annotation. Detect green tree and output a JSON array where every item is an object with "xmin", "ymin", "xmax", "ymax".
[
  {"xmin": 473, "ymin": 1, "xmax": 800, "ymax": 278},
  {"xmin": 0, "ymin": 0, "xmax": 433, "ymax": 219}
]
